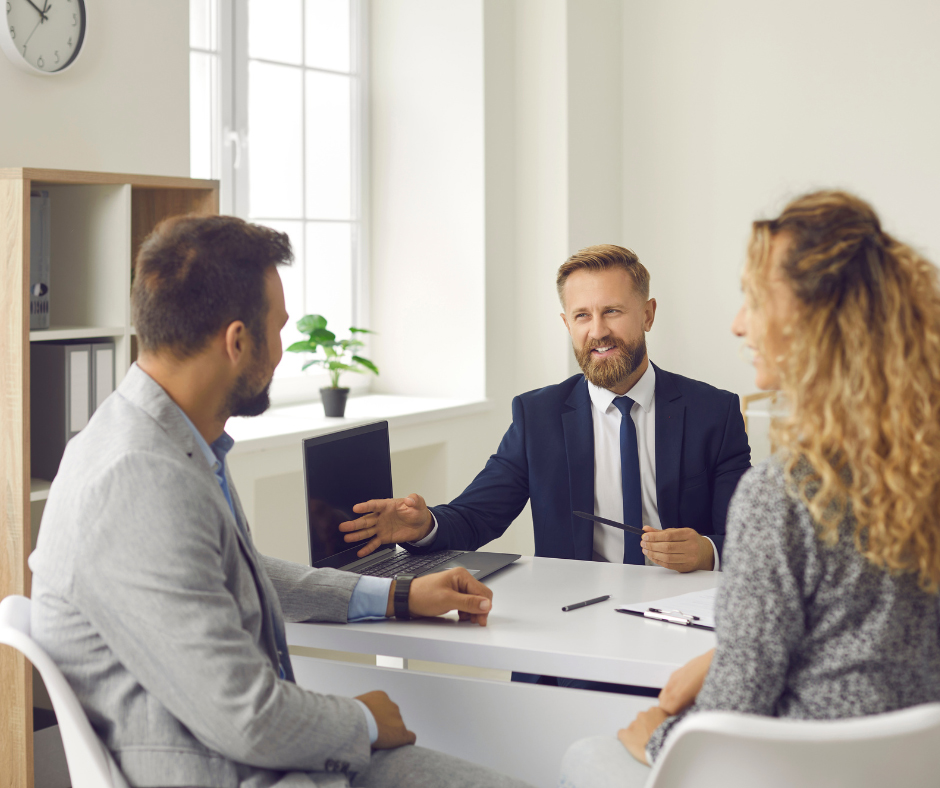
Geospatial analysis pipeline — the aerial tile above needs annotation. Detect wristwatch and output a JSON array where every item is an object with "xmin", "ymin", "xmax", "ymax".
[{"xmin": 394, "ymin": 574, "xmax": 415, "ymax": 620}]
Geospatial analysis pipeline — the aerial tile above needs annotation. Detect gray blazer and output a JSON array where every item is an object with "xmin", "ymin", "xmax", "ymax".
[{"xmin": 29, "ymin": 365, "xmax": 371, "ymax": 788}]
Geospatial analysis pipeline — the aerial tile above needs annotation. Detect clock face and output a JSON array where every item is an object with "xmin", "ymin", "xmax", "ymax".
[{"xmin": 2, "ymin": 0, "xmax": 86, "ymax": 74}]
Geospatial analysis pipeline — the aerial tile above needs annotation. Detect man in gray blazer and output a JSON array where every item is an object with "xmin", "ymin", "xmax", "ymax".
[{"xmin": 29, "ymin": 216, "xmax": 530, "ymax": 788}]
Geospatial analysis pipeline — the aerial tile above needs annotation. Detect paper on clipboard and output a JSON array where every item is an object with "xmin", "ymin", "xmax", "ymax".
[{"xmin": 616, "ymin": 587, "xmax": 718, "ymax": 630}]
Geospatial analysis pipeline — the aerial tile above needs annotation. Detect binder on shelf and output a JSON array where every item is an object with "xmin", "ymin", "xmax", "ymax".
[
  {"xmin": 29, "ymin": 190, "xmax": 51, "ymax": 330},
  {"xmin": 91, "ymin": 342, "xmax": 115, "ymax": 410},
  {"xmin": 30, "ymin": 341, "xmax": 116, "ymax": 481}
]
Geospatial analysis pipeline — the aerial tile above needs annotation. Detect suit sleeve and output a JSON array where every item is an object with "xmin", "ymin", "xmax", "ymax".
[
  {"xmin": 72, "ymin": 453, "xmax": 372, "ymax": 776},
  {"xmin": 707, "ymin": 393, "xmax": 751, "ymax": 558},
  {"xmin": 405, "ymin": 395, "xmax": 532, "ymax": 553},
  {"xmin": 261, "ymin": 555, "xmax": 361, "ymax": 623}
]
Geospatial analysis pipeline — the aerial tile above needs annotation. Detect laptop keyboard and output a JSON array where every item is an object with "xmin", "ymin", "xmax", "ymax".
[{"xmin": 353, "ymin": 550, "xmax": 465, "ymax": 578}]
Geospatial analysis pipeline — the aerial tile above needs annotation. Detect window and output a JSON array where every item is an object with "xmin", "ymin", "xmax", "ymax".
[{"xmin": 190, "ymin": 0, "xmax": 368, "ymax": 402}]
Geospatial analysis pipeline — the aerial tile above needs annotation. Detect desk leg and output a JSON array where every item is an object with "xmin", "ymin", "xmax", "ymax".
[{"xmin": 377, "ymin": 656, "xmax": 408, "ymax": 669}]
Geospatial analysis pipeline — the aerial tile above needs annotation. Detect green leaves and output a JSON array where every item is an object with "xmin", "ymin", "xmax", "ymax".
[
  {"xmin": 287, "ymin": 314, "xmax": 380, "ymax": 387},
  {"xmin": 296, "ymin": 314, "xmax": 327, "ymax": 333},
  {"xmin": 351, "ymin": 355, "xmax": 379, "ymax": 375}
]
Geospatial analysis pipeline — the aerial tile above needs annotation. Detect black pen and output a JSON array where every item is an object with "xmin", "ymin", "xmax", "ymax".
[{"xmin": 562, "ymin": 594, "xmax": 611, "ymax": 612}]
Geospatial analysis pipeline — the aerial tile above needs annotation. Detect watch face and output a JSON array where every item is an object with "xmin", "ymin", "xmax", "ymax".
[{"xmin": 3, "ymin": 0, "xmax": 86, "ymax": 74}]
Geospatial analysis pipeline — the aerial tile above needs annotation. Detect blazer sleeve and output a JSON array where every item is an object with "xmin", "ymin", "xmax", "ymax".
[
  {"xmin": 72, "ymin": 453, "xmax": 372, "ymax": 776},
  {"xmin": 406, "ymin": 395, "xmax": 532, "ymax": 553},
  {"xmin": 647, "ymin": 464, "xmax": 807, "ymax": 763},
  {"xmin": 261, "ymin": 555, "xmax": 360, "ymax": 623},
  {"xmin": 707, "ymin": 393, "xmax": 751, "ymax": 557}
]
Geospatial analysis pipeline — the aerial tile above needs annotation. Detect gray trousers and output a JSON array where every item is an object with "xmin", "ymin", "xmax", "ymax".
[
  {"xmin": 558, "ymin": 736, "xmax": 651, "ymax": 788},
  {"xmin": 352, "ymin": 745, "xmax": 534, "ymax": 788}
]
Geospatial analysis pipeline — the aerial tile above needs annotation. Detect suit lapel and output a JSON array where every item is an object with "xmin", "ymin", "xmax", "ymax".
[
  {"xmin": 562, "ymin": 377, "xmax": 596, "ymax": 560},
  {"xmin": 654, "ymin": 364, "xmax": 684, "ymax": 530}
]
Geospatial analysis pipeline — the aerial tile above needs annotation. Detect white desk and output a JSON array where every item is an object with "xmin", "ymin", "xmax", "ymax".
[{"xmin": 288, "ymin": 556, "xmax": 720, "ymax": 687}]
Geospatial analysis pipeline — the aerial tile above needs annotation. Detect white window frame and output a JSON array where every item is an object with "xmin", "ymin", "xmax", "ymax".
[{"xmin": 191, "ymin": 0, "xmax": 371, "ymax": 405}]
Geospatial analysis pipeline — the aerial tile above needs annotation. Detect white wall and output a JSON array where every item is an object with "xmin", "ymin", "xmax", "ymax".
[
  {"xmin": 369, "ymin": 0, "xmax": 486, "ymax": 400},
  {"xmin": 0, "ymin": 0, "xmax": 189, "ymax": 175},
  {"xmin": 622, "ymin": 0, "xmax": 940, "ymax": 397}
]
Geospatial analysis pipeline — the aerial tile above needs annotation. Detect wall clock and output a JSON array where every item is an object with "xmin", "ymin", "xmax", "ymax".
[{"xmin": 1, "ymin": 0, "xmax": 86, "ymax": 75}]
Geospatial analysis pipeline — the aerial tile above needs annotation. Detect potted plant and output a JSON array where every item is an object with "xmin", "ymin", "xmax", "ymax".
[{"xmin": 286, "ymin": 314, "xmax": 379, "ymax": 417}]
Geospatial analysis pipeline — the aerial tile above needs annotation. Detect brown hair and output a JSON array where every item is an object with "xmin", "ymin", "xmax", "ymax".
[
  {"xmin": 747, "ymin": 190, "xmax": 940, "ymax": 591},
  {"xmin": 556, "ymin": 244, "xmax": 650, "ymax": 303},
  {"xmin": 132, "ymin": 215, "xmax": 293, "ymax": 359}
]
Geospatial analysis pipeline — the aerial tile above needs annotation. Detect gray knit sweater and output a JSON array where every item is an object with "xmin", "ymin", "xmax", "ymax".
[{"xmin": 647, "ymin": 458, "xmax": 940, "ymax": 762}]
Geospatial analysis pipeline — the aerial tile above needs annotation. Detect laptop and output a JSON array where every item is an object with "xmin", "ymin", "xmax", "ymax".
[{"xmin": 302, "ymin": 421, "xmax": 521, "ymax": 580}]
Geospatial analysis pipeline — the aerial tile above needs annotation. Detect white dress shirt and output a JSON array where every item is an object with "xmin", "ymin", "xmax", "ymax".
[
  {"xmin": 589, "ymin": 363, "xmax": 718, "ymax": 569},
  {"xmin": 416, "ymin": 361, "xmax": 718, "ymax": 570}
]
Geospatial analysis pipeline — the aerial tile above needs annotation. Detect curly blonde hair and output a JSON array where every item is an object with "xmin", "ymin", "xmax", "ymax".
[{"xmin": 747, "ymin": 191, "xmax": 940, "ymax": 591}]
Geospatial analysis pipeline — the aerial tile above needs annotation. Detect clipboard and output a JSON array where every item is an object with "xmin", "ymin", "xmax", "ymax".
[{"xmin": 616, "ymin": 587, "xmax": 717, "ymax": 631}]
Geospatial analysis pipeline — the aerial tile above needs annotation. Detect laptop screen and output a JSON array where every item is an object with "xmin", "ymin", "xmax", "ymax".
[{"xmin": 302, "ymin": 421, "xmax": 394, "ymax": 569}]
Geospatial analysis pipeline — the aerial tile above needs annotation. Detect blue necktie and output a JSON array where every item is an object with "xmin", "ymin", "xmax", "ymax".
[
  {"xmin": 218, "ymin": 472, "xmax": 296, "ymax": 683},
  {"xmin": 613, "ymin": 397, "xmax": 645, "ymax": 565}
]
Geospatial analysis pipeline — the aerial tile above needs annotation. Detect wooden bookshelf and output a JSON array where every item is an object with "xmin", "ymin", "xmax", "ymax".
[{"xmin": 0, "ymin": 168, "xmax": 218, "ymax": 788}]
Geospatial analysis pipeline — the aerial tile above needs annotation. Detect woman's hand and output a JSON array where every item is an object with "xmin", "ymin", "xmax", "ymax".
[
  {"xmin": 618, "ymin": 706, "xmax": 669, "ymax": 765},
  {"xmin": 658, "ymin": 648, "xmax": 715, "ymax": 715}
]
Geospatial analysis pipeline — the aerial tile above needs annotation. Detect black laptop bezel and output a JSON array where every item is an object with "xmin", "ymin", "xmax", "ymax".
[{"xmin": 302, "ymin": 420, "xmax": 395, "ymax": 570}]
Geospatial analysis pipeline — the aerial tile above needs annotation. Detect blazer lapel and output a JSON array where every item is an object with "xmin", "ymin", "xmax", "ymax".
[
  {"xmin": 562, "ymin": 377, "xmax": 595, "ymax": 560},
  {"xmin": 654, "ymin": 364, "xmax": 684, "ymax": 530}
]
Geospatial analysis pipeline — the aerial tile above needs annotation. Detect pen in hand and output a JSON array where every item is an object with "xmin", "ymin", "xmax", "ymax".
[{"xmin": 562, "ymin": 594, "xmax": 611, "ymax": 612}]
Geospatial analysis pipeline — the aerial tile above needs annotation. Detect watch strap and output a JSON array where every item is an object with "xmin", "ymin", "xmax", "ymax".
[{"xmin": 393, "ymin": 575, "xmax": 415, "ymax": 620}]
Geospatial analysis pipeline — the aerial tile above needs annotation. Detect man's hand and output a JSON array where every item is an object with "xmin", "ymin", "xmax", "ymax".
[
  {"xmin": 658, "ymin": 649, "xmax": 714, "ymax": 715},
  {"xmin": 354, "ymin": 690, "xmax": 417, "ymax": 750},
  {"xmin": 386, "ymin": 568, "xmax": 493, "ymax": 626},
  {"xmin": 617, "ymin": 705, "xmax": 669, "ymax": 765},
  {"xmin": 339, "ymin": 494, "xmax": 434, "ymax": 558},
  {"xmin": 641, "ymin": 526, "xmax": 714, "ymax": 572}
]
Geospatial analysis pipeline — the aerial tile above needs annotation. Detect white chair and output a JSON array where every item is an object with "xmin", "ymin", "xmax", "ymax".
[
  {"xmin": 645, "ymin": 704, "xmax": 940, "ymax": 788},
  {"xmin": 0, "ymin": 595, "xmax": 129, "ymax": 788}
]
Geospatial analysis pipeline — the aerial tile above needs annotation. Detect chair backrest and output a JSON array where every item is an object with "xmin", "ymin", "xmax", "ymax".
[
  {"xmin": 646, "ymin": 704, "xmax": 940, "ymax": 788},
  {"xmin": 0, "ymin": 595, "xmax": 129, "ymax": 788}
]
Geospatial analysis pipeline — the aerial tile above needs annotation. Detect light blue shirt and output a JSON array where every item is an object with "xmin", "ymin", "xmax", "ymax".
[{"xmin": 174, "ymin": 403, "xmax": 384, "ymax": 743}]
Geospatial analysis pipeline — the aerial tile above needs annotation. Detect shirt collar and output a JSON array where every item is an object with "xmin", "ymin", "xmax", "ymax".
[
  {"xmin": 172, "ymin": 403, "xmax": 235, "ymax": 473},
  {"xmin": 587, "ymin": 361, "xmax": 657, "ymax": 415}
]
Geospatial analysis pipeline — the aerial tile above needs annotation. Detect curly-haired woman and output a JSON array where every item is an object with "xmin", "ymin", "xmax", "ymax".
[{"xmin": 559, "ymin": 190, "xmax": 940, "ymax": 786}]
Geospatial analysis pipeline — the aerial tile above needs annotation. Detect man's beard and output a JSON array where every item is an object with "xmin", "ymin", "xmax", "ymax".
[
  {"xmin": 226, "ymin": 345, "xmax": 273, "ymax": 418},
  {"xmin": 574, "ymin": 334, "xmax": 647, "ymax": 389}
]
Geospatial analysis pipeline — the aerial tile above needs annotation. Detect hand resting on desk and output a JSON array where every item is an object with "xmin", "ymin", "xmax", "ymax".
[
  {"xmin": 389, "ymin": 567, "xmax": 493, "ymax": 627},
  {"xmin": 340, "ymin": 493, "xmax": 435, "ymax": 557}
]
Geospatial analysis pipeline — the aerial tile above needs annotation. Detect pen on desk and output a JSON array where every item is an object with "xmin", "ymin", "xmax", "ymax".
[{"xmin": 562, "ymin": 594, "xmax": 611, "ymax": 612}]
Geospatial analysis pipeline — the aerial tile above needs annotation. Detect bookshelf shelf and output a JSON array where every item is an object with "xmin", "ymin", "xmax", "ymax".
[
  {"xmin": 0, "ymin": 168, "xmax": 219, "ymax": 788},
  {"xmin": 29, "ymin": 326, "xmax": 126, "ymax": 342}
]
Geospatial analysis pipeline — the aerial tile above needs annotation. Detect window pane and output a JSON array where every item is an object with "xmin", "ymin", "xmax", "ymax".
[
  {"xmin": 248, "ymin": 61, "xmax": 304, "ymax": 218},
  {"xmin": 190, "ymin": 0, "xmax": 218, "ymax": 50},
  {"xmin": 306, "ymin": 222, "xmax": 353, "ymax": 337},
  {"xmin": 305, "ymin": 0, "xmax": 350, "ymax": 73},
  {"xmin": 249, "ymin": 0, "xmax": 303, "ymax": 65},
  {"xmin": 190, "ymin": 51, "xmax": 217, "ymax": 180},
  {"xmin": 305, "ymin": 71, "xmax": 351, "ymax": 220}
]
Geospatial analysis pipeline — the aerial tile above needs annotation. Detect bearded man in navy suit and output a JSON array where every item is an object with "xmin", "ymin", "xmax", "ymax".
[{"xmin": 341, "ymin": 244, "xmax": 751, "ymax": 577}]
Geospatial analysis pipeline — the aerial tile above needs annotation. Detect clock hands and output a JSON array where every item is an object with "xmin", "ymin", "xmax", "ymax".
[{"xmin": 23, "ymin": 0, "xmax": 48, "ymax": 22}]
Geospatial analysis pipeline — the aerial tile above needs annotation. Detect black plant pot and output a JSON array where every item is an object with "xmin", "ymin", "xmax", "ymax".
[{"xmin": 320, "ymin": 387, "xmax": 350, "ymax": 418}]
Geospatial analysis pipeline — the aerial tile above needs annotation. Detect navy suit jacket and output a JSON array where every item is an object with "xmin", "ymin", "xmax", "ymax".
[{"xmin": 412, "ymin": 364, "xmax": 751, "ymax": 562}]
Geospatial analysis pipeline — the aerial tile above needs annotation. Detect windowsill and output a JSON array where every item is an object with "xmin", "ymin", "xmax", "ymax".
[{"xmin": 226, "ymin": 393, "xmax": 492, "ymax": 456}]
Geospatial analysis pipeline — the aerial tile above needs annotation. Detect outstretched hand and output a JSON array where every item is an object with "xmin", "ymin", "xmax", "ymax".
[{"xmin": 339, "ymin": 493, "xmax": 434, "ymax": 558}]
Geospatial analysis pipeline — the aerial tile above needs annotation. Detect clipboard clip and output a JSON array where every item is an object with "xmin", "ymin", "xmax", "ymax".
[{"xmin": 644, "ymin": 607, "xmax": 700, "ymax": 625}]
